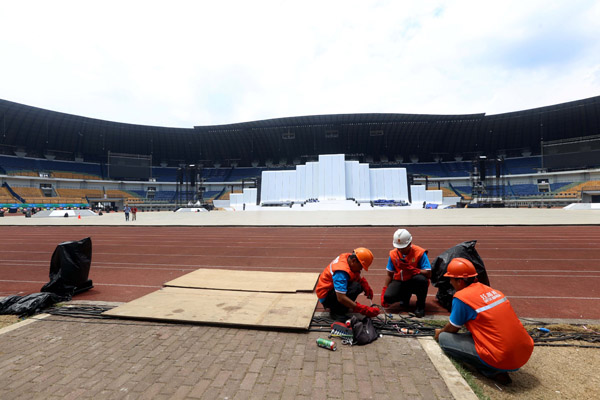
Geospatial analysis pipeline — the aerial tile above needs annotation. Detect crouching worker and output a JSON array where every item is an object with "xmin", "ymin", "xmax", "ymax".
[
  {"xmin": 316, "ymin": 248, "xmax": 380, "ymax": 321},
  {"xmin": 381, "ymin": 229, "xmax": 431, "ymax": 318},
  {"xmin": 434, "ymin": 258, "xmax": 534, "ymax": 385}
]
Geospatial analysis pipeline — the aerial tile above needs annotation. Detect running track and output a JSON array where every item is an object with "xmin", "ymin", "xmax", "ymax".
[{"xmin": 1, "ymin": 225, "xmax": 599, "ymax": 320}]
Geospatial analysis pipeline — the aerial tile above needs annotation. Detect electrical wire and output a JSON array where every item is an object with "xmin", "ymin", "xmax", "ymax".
[
  {"xmin": 311, "ymin": 314, "xmax": 600, "ymax": 348},
  {"xmin": 32, "ymin": 306, "xmax": 600, "ymax": 348}
]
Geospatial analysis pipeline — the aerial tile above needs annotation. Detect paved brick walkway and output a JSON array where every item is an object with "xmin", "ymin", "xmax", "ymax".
[{"xmin": 0, "ymin": 314, "xmax": 456, "ymax": 399}]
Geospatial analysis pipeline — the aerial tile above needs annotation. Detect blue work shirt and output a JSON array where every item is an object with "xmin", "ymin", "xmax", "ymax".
[
  {"xmin": 318, "ymin": 271, "xmax": 350, "ymax": 303},
  {"xmin": 448, "ymin": 297, "xmax": 478, "ymax": 327}
]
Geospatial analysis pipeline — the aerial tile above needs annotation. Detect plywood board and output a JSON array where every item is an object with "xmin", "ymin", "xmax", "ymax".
[
  {"xmin": 103, "ymin": 287, "xmax": 318, "ymax": 330},
  {"xmin": 164, "ymin": 268, "xmax": 319, "ymax": 293}
]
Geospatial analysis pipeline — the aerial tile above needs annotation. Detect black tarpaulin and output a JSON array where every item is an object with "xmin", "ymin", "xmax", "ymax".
[
  {"xmin": 0, "ymin": 293, "xmax": 65, "ymax": 317},
  {"xmin": 41, "ymin": 237, "xmax": 93, "ymax": 297},
  {"xmin": 430, "ymin": 240, "xmax": 490, "ymax": 311}
]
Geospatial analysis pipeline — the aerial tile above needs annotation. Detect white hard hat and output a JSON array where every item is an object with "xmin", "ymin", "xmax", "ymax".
[{"xmin": 393, "ymin": 229, "xmax": 412, "ymax": 249}]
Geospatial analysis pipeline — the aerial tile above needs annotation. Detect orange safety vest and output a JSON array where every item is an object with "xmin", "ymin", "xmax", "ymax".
[
  {"xmin": 389, "ymin": 245, "xmax": 427, "ymax": 281},
  {"xmin": 455, "ymin": 282, "xmax": 534, "ymax": 370},
  {"xmin": 315, "ymin": 253, "xmax": 361, "ymax": 300}
]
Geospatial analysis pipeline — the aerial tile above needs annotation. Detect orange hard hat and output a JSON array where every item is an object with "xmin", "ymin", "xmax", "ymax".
[
  {"xmin": 444, "ymin": 258, "xmax": 478, "ymax": 278},
  {"xmin": 353, "ymin": 247, "xmax": 374, "ymax": 271}
]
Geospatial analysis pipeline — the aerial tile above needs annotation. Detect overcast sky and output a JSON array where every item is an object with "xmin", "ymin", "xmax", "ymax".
[{"xmin": 1, "ymin": 1, "xmax": 599, "ymax": 128}]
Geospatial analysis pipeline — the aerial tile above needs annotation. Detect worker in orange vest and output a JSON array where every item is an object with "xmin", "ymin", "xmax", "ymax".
[
  {"xmin": 316, "ymin": 248, "xmax": 380, "ymax": 321},
  {"xmin": 434, "ymin": 258, "xmax": 534, "ymax": 385},
  {"xmin": 381, "ymin": 229, "xmax": 431, "ymax": 318}
]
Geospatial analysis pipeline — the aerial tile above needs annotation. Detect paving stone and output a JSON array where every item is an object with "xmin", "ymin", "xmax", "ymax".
[{"xmin": 0, "ymin": 315, "xmax": 457, "ymax": 399}]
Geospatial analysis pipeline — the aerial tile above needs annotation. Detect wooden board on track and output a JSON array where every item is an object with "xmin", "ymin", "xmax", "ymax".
[
  {"xmin": 164, "ymin": 268, "xmax": 319, "ymax": 293},
  {"xmin": 102, "ymin": 287, "xmax": 318, "ymax": 330}
]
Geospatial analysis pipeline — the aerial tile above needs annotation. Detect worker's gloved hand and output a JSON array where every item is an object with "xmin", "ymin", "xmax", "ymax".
[
  {"xmin": 359, "ymin": 277, "xmax": 373, "ymax": 300},
  {"xmin": 380, "ymin": 286, "xmax": 389, "ymax": 307},
  {"xmin": 353, "ymin": 302, "xmax": 380, "ymax": 318}
]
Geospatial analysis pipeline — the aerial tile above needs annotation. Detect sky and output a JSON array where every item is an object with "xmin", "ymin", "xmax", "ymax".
[{"xmin": 1, "ymin": 0, "xmax": 599, "ymax": 128}]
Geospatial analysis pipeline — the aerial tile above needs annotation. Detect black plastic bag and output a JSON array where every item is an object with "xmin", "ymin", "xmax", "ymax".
[
  {"xmin": 41, "ymin": 237, "xmax": 93, "ymax": 297},
  {"xmin": 0, "ymin": 292, "xmax": 65, "ymax": 317},
  {"xmin": 349, "ymin": 315, "xmax": 379, "ymax": 345},
  {"xmin": 430, "ymin": 240, "xmax": 490, "ymax": 311}
]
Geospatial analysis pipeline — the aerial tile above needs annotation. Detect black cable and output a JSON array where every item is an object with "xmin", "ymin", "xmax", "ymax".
[
  {"xmin": 39, "ymin": 306, "xmax": 600, "ymax": 348},
  {"xmin": 311, "ymin": 315, "xmax": 600, "ymax": 346},
  {"xmin": 311, "ymin": 314, "xmax": 439, "ymax": 337}
]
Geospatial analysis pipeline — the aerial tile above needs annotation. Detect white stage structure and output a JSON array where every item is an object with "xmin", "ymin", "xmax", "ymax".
[
  {"xmin": 260, "ymin": 154, "xmax": 411, "ymax": 205},
  {"xmin": 230, "ymin": 188, "xmax": 258, "ymax": 209}
]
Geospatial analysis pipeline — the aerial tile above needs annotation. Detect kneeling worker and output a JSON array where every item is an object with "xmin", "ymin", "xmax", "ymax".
[
  {"xmin": 316, "ymin": 248, "xmax": 380, "ymax": 320},
  {"xmin": 381, "ymin": 229, "xmax": 431, "ymax": 317},
  {"xmin": 434, "ymin": 258, "xmax": 534, "ymax": 385}
]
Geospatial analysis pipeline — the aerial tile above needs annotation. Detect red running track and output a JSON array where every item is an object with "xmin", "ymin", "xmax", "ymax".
[{"xmin": 1, "ymin": 226, "xmax": 599, "ymax": 320}]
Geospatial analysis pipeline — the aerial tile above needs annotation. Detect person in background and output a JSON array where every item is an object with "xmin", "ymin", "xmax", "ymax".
[
  {"xmin": 434, "ymin": 258, "xmax": 534, "ymax": 385},
  {"xmin": 123, "ymin": 205, "xmax": 131, "ymax": 221},
  {"xmin": 381, "ymin": 229, "xmax": 431, "ymax": 318},
  {"xmin": 316, "ymin": 248, "xmax": 380, "ymax": 321},
  {"xmin": 132, "ymin": 206, "xmax": 137, "ymax": 221}
]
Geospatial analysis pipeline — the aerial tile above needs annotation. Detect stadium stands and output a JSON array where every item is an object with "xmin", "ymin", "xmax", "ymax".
[
  {"xmin": 55, "ymin": 188, "xmax": 102, "ymax": 201},
  {"xmin": 503, "ymin": 156, "xmax": 541, "ymax": 175},
  {"xmin": 0, "ymin": 186, "xmax": 15, "ymax": 202},
  {"xmin": 509, "ymin": 184, "xmax": 541, "ymax": 197},
  {"xmin": 10, "ymin": 187, "xmax": 44, "ymax": 201},
  {"xmin": 203, "ymin": 168, "xmax": 231, "ymax": 182},
  {"xmin": 105, "ymin": 189, "xmax": 143, "ymax": 203},
  {"xmin": 227, "ymin": 167, "xmax": 263, "ymax": 181},
  {"xmin": 151, "ymin": 166, "xmax": 178, "ymax": 182},
  {"xmin": 0, "ymin": 155, "xmax": 103, "ymax": 179},
  {"xmin": 1, "ymin": 95, "xmax": 600, "ymax": 209},
  {"xmin": 153, "ymin": 191, "xmax": 176, "ymax": 202}
]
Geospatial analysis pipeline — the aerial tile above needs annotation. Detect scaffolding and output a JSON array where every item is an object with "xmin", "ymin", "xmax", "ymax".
[{"xmin": 469, "ymin": 157, "xmax": 506, "ymax": 206}]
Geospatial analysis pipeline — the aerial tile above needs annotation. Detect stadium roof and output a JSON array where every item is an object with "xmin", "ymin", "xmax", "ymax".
[{"xmin": 1, "ymin": 95, "xmax": 599, "ymax": 167}]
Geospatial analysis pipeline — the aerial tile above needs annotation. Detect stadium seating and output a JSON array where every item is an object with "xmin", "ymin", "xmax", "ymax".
[
  {"xmin": 502, "ymin": 156, "xmax": 541, "ymax": 175},
  {"xmin": 202, "ymin": 168, "xmax": 230, "ymax": 182},
  {"xmin": 0, "ymin": 155, "xmax": 103, "ymax": 179},
  {"xmin": 0, "ymin": 186, "xmax": 15, "ymax": 202},
  {"xmin": 509, "ymin": 184, "xmax": 541, "ymax": 196},
  {"xmin": 105, "ymin": 190, "xmax": 143, "ymax": 203},
  {"xmin": 55, "ymin": 188, "xmax": 103, "ymax": 201},
  {"xmin": 153, "ymin": 191, "xmax": 177, "ymax": 202},
  {"xmin": 151, "ymin": 166, "xmax": 178, "ymax": 182},
  {"xmin": 440, "ymin": 161, "xmax": 471, "ymax": 177},
  {"xmin": 555, "ymin": 181, "xmax": 600, "ymax": 197},
  {"xmin": 10, "ymin": 187, "xmax": 45, "ymax": 202},
  {"xmin": 130, "ymin": 190, "xmax": 148, "ymax": 198},
  {"xmin": 227, "ymin": 167, "xmax": 263, "ymax": 181}
]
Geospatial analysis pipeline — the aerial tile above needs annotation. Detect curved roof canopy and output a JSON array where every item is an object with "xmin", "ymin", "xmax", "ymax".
[{"xmin": 1, "ymin": 95, "xmax": 599, "ymax": 167}]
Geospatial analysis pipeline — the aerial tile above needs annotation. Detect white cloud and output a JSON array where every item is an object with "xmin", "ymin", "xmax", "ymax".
[{"xmin": 0, "ymin": 0, "xmax": 599, "ymax": 127}]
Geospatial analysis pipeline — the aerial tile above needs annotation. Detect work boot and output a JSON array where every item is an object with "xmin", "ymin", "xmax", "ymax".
[
  {"xmin": 329, "ymin": 311, "xmax": 350, "ymax": 322},
  {"xmin": 413, "ymin": 308, "xmax": 425, "ymax": 318}
]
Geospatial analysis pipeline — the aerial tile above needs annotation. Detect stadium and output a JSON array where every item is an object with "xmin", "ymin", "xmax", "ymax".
[
  {"xmin": 1, "ymin": 96, "xmax": 600, "ymax": 400},
  {"xmin": 1, "ymin": 95, "xmax": 600, "ymax": 212}
]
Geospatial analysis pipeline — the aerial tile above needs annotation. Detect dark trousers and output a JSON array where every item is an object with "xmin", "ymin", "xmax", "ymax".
[
  {"xmin": 383, "ymin": 274, "xmax": 429, "ymax": 309},
  {"xmin": 439, "ymin": 332, "xmax": 512, "ymax": 376},
  {"xmin": 322, "ymin": 281, "xmax": 363, "ymax": 316}
]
